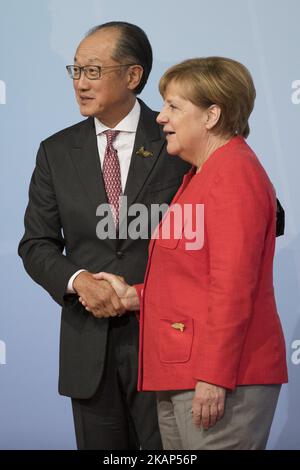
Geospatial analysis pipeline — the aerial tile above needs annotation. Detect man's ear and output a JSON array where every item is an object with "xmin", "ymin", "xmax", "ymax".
[
  {"xmin": 127, "ymin": 65, "xmax": 144, "ymax": 91},
  {"xmin": 205, "ymin": 104, "xmax": 221, "ymax": 130}
]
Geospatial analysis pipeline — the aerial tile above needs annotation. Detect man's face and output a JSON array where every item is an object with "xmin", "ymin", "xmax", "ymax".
[{"xmin": 73, "ymin": 29, "xmax": 135, "ymax": 127}]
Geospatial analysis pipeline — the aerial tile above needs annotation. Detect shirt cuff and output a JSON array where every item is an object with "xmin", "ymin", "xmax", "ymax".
[{"xmin": 66, "ymin": 269, "xmax": 87, "ymax": 293}]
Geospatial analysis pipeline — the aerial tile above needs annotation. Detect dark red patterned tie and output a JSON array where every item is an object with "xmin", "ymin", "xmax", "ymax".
[{"xmin": 102, "ymin": 130, "xmax": 122, "ymax": 227}]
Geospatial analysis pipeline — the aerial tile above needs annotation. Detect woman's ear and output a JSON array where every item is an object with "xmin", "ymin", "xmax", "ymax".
[
  {"xmin": 127, "ymin": 65, "xmax": 144, "ymax": 91},
  {"xmin": 205, "ymin": 104, "xmax": 221, "ymax": 130}
]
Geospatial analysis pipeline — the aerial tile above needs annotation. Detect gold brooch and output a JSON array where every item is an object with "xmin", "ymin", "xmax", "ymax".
[
  {"xmin": 136, "ymin": 146, "xmax": 153, "ymax": 158},
  {"xmin": 171, "ymin": 322, "xmax": 185, "ymax": 332}
]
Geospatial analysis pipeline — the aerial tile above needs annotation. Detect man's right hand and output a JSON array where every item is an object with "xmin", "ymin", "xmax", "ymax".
[
  {"xmin": 92, "ymin": 272, "xmax": 140, "ymax": 311},
  {"xmin": 73, "ymin": 271, "xmax": 125, "ymax": 318}
]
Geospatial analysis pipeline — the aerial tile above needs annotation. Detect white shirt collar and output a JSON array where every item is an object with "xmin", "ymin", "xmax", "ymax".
[{"xmin": 94, "ymin": 99, "xmax": 141, "ymax": 135}]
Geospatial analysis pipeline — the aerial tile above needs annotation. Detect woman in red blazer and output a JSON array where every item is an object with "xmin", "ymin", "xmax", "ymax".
[{"xmin": 85, "ymin": 57, "xmax": 288, "ymax": 449}]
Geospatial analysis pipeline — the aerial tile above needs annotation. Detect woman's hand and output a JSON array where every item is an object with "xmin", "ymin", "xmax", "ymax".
[
  {"xmin": 192, "ymin": 381, "xmax": 226, "ymax": 430},
  {"xmin": 93, "ymin": 273, "xmax": 128, "ymax": 298},
  {"xmin": 79, "ymin": 272, "xmax": 140, "ymax": 312}
]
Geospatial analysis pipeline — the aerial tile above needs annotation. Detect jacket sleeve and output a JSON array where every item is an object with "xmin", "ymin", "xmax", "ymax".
[
  {"xmin": 193, "ymin": 162, "xmax": 273, "ymax": 389},
  {"xmin": 18, "ymin": 142, "xmax": 81, "ymax": 306}
]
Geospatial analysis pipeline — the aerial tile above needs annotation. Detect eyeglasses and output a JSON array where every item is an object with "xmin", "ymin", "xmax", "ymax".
[{"xmin": 66, "ymin": 64, "xmax": 136, "ymax": 80}]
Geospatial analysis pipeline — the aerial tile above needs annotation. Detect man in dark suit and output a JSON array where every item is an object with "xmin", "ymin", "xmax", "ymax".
[{"xmin": 18, "ymin": 22, "xmax": 189, "ymax": 450}]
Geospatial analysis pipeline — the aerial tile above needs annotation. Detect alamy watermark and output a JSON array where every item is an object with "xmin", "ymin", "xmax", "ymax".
[
  {"xmin": 291, "ymin": 80, "xmax": 300, "ymax": 104},
  {"xmin": 96, "ymin": 197, "xmax": 204, "ymax": 250},
  {"xmin": 291, "ymin": 339, "xmax": 300, "ymax": 365},
  {"xmin": 0, "ymin": 340, "xmax": 6, "ymax": 365},
  {"xmin": 0, "ymin": 80, "xmax": 6, "ymax": 104}
]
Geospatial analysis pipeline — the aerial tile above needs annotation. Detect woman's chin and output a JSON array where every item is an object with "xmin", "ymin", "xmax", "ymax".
[{"xmin": 166, "ymin": 145, "xmax": 179, "ymax": 157}]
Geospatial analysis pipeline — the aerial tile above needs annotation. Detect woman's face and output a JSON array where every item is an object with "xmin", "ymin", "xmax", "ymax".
[{"xmin": 156, "ymin": 81, "xmax": 208, "ymax": 165}]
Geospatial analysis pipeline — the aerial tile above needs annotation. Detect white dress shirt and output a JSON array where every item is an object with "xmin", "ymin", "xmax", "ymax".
[{"xmin": 66, "ymin": 100, "xmax": 141, "ymax": 293}]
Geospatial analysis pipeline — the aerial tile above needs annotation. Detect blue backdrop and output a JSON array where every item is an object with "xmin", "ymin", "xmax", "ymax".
[{"xmin": 0, "ymin": 0, "xmax": 299, "ymax": 449}]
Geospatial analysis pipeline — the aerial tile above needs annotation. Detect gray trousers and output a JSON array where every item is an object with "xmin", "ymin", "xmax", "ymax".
[{"xmin": 157, "ymin": 384, "xmax": 281, "ymax": 450}]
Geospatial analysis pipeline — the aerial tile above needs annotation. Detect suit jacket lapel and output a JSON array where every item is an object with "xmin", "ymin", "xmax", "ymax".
[
  {"xmin": 69, "ymin": 117, "xmax": 108, "ymax": 211},
  {"xmin": 124, "ymin": 100, "xmax": 164, "ymax": 209}
]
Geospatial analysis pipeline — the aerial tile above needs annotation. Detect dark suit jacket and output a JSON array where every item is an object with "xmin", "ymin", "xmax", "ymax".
[{"xmin": 18, "ymin": 100, "xmax": 190, "ymax": 398}]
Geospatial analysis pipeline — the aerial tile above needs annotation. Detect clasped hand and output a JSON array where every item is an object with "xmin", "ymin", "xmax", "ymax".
[{"xmin": 73, "ymin": 271, "xmax": 139, "ymax": 318}]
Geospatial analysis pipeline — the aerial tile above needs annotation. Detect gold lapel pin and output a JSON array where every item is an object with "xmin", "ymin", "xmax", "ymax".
[
  {"xmin": 171, "ymin": 322, "xmax": 185, "ymax": 332},
  {"xmin": 136, "ymin": 146, "xmax": 153, "ymax": 158}
]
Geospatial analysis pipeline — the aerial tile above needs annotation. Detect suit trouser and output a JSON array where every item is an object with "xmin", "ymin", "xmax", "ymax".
[
  {"xmin": 157, "ymin": 384, "xmax": 281, "ymax": 450},
  {"xmin": 72, "ymin": 314, "xmax": 162, "ymax": 450}
]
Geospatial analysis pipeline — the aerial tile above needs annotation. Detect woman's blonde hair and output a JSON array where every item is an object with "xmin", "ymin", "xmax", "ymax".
[{"xmin": 159, "ymin": 57, "xmax": 256, "ymax": 138}]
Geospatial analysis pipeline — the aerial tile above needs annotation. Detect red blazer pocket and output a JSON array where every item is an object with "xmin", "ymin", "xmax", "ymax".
[{"xmin": 158, "ymin": 317, "xmax": 194, "ymax": 363}]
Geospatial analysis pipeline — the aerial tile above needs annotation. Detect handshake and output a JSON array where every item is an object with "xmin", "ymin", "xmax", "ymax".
[{"xmin": 73, "ymin": 271, "xmax": 140, "ymax": 318}]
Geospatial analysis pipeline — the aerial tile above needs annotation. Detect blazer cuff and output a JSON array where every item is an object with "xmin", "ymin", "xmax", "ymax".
[{"xmin": 134, "ymin": 283, "xmax": 144, "ymax": 303}]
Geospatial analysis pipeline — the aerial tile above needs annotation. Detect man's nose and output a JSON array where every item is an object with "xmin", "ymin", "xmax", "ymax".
[{"xmin": 77, "ymin": 72, "xmax": 90, "ymax": 90}]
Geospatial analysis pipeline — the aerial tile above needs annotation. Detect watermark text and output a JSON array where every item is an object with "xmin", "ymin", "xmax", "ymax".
[
  {"xmin": 96, "ymin": 197, "xmax": 204, "ymax": 250},
  {"xmin": 291, "ymin": 80, "xmax": 300, "ymax": 104},
  {"xmin": 0, "ymin": 80, "xmax": 6, "ymax": 104},
  {"xmin": 0, "ymin": 340, "xmax": 6, "ymax": 365},
  {"xmin": 291, "ymin": 339, "xmax": 300, "ymax": 365}
]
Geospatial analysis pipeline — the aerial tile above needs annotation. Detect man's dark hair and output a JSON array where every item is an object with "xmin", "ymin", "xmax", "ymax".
[{"xmin": 86, "ymin": 22, "xmax": 153, "ymax": 95}]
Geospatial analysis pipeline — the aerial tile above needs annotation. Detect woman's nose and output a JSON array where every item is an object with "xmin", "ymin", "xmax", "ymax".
[{"xmin": 156, "ymin": 110, "xmax": 167, "ymax": 125}]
